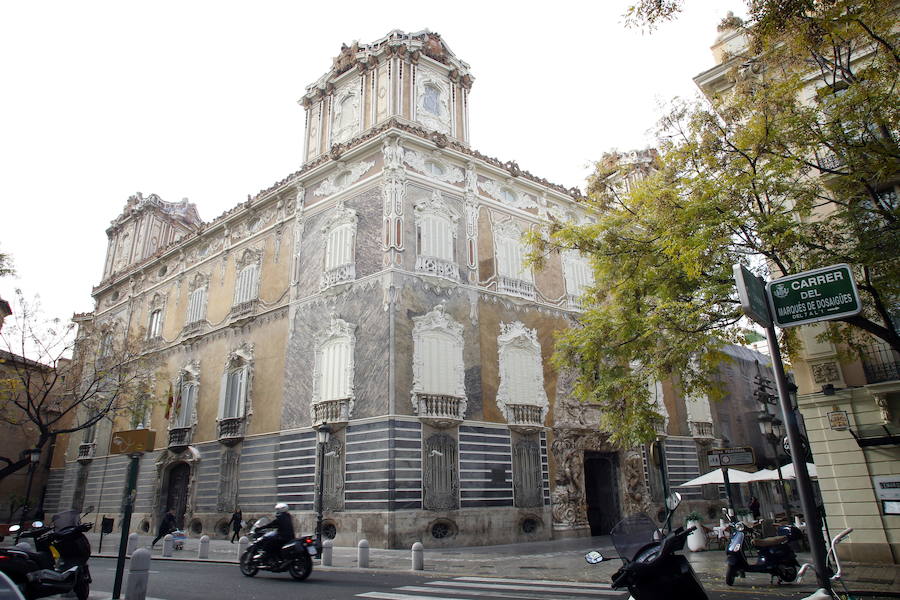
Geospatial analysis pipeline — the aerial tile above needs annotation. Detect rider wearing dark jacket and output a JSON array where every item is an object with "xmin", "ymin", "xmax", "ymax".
[{"xmin": 260, "ymin": 502, "xmax": 294, "ymax": 556}]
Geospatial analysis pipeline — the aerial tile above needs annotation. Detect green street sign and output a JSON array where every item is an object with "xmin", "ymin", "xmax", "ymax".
[
  {"xmin": 733, "ymin": 264, "xmax": 772, "ymax": 327},
  {"xmin": 767, "ymin": 263, "xmax": 861, "ymax": 328}
]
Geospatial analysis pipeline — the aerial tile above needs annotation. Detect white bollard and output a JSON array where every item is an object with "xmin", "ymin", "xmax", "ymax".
[
  {"xmin": 126, "ymin": 532, "xmax": 139, "ymax": 556},
  {"xmin": 162, "ymin": 534, "xmax": 174, "ymax": 557},
  {"xmin": 124, "ymin": 547, "xmax": 151, "ymax": 600},
  {"xmin": 322, "ymin": 539, "xmax": 333, "ymax": 566},
  {"xmin": 411, "ymin": 541, "xmax": 424, "ymax": 571},
  {"xmin": 357, "ymin": 539, "xmax": 369, "ymax": 568},
  {"xmin": 237, "ymin": 535, "xmax": 249, "ymax": 561},
  {"xmin": 198, "ymin": 535, "xmax": 209, "ymax": 559}
]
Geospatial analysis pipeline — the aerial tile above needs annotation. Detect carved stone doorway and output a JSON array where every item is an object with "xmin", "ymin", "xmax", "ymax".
[
  {"xmin": 583, "ymin": 451, "xmax": 621, "ymax": 536},
  {"xmin": 163, "ymin": 462, "xmax": 190, "ymax": 529}
]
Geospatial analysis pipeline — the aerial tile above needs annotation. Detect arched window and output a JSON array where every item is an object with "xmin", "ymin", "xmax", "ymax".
[
  {"xmin": 148, "ymin": 309, "xmax": 163, "ymax": 339},
  {"xmin": 186, "ymin": 286, "xmax": 207, "ymax": 325},
  {"xmin": 174, "ymin": 369, "xmax": 199, "ymax": 429},
  {"xmin": 494, "ymin": 221, "xmax": 533, "ymax": 299},
  {"xmin": 320, "ymin": 202, "xmax": 358, "ymax": 289},
  {"xmin": 218, "ymin": 345, "xmax": 253, "ymax": 422},
  {"xmin": 496, "ymin": 321, "xmax": 548, "ymax": 426},
  {"xmin": 311, "ymin": 315, "xmax": 356, "ymax": 425},
  {"xmin": 414, "ymin": 190, "xmax": 459, "ymax": 280},
  {"xmin": 411, "ymin": 305, "xmax": 466, "ymax": 424},
  {"xmin": 233, "ymin": 264, "xmax": 259, "ymax": 305}
]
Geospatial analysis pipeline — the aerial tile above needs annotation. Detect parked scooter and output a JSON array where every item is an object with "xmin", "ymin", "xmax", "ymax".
[
  {"xmin": 238, "ymin": 516, "xmax": 318, "ymax": 581},
  {"xmin": 0, "ymin": 509, "xmax": 93, "ymax": 600},
  {"xmin": 723, "ymin": 507, "xmax": 802, "ymax": 586},
  {"xmin": 585, "ymin": 492, "xmax": 708, "ymax": 600}
]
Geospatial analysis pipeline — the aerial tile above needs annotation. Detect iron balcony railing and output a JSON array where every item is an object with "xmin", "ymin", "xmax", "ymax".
[
  {"xmin": 217, "ymin": 417, "xmax": 246, "ymax": 445},
  {"xmin": 320, "ymin": 263, "xmax": 355, "ymax": 289},
  {"xmin": 168, "ymin": 427, "xmax": 193, "ymax": 450},
  {"xmin": 230, "ymin": 299, "xmax": 258, "ymax": 319},
  {"xmin": 860, "ymin": 344, "xmax": 900, "ymax": 384},
  {"xmin": 77, "ymin": 442, "xmax": 95, "ymax": 462}
]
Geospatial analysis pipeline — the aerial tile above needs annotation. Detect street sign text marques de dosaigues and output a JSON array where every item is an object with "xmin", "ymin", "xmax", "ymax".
[{"xmin": 766, "ymin": 263, "xmax": 861, "ymax": 328}]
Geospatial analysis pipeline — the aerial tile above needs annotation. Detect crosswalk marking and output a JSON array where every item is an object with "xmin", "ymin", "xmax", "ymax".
[{"xmin": 356, "ymin": 576, "xmax": 627, "ymax": 600}]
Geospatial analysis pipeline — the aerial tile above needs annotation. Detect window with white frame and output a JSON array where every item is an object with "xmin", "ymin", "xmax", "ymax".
[
  {"xmin": 562, "ymin": 251, "xmax": 594, "ymax": 309},
  {"xmin": 186, "ymin": 286, "xmax": 207, "ymax": 325},
  {"xmin": 313, "ymin": 316, "xmax": 356, "ymax": 404},
  {"xmin": 219, "ymin": 346, "xmax": 252, "ymax": 421},
  {"xmin": 233, "ymin": 264, "xmax": 259, "ymax": 306},
  {"xmin": 411, "ymin": 305, "xmax": 467, "ymax": 420},
  {"xmin": 174, "ymin": 377, "xmax": 198, "ymax": 429},
  {"xmin": 496, "ymin": 321, "xmax": 548, "ymax": 425},
  {"xmin": 148, "ymin": 309, "xmax": 162, "ymax": 339},
  {"xmin": 494, "ymin": 221, "xmax": 534, "ymax": 299},
  {"xmin": 320, "ymin": 202, "xmax": 358, "ymax": 289},
  {"xmin": 415, "ymin": 190, "xmax": 459, "ymax": 280}
]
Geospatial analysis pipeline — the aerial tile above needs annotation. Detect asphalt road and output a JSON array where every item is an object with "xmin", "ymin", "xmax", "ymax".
[{"xmin": 84, "ymin": 556, "xmax": 825, "ymax": 600}]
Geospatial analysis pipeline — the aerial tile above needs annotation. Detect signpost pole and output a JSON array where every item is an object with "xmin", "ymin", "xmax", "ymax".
[
  {"xmin": 112, "ymin": 451, "xmax": 141, "ymax": 600},
  {"xmin": 764, "ymin": 320, "xmax": 831, "ymax": 593},
  {"xmin": 722, "ymin": 467, "xmax": 735, "ymax": 517}
]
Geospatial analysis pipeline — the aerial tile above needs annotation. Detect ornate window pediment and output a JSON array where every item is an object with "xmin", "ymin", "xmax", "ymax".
[
  {"xmin": 403, "ymin": 150, "xmax": 464, "ymax": 184},
  {"xmin": 233, "ymin": 249, "xmax": 262, "ymax": 308},
  {"xmin": 185, "ymin": 273, "xmax": 209, "ymax": 326},
  {"xmin": 219, "ymin": 342, "xmax": 253, "ymax": 426},
  {"xmin": 311, "ymin": 314, "xmax": 356, "ymax": 426},
  {"xmin": 415, "ymin": 190, "xmax": 459, "ymax": 280},
  {"xmin": 493, "ymin": 220, "xmax": 534, "ymax": 299},
  {"xmin": 478, "ymin": 179, "xmax": 538, "ymax": 210},
  {"xmin": 415, "ymin": 69, "xmax": 451, "ymax": 135},
  {"xmin": 314, "ymin": 160, "xmax": 375, "ymax": 197},
  {"xmin": 320, "ymin": 202, "xmax": 358, "ymax": 289},
  {"xmin": 497, "ymin": 321, "xmax": 548, "ymax": 428},
  {"xmin": 172, "ymin": 360, "xmax": 200, "ymax": 430}
]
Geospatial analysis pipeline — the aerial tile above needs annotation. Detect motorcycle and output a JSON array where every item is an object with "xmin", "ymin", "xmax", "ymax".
[
  {"xmin": 723, "ymin": 507, "xmax": 802, "ymax": 586},
  {"xmin": 0, "ymin": 509, "xmax": 93, "ymax": 600},
  {"xmin": 238, "ymin": 516, "xmax": 318, "ymax": 581},
  {"xmin": 585, "ymin": 492, "xmax": 708, "ymax": 600}
]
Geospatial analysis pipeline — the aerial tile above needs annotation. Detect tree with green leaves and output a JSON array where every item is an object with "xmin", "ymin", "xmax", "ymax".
[{"xmin": 529, "ymin": 0, "xmax": 899, "ymax": 448}]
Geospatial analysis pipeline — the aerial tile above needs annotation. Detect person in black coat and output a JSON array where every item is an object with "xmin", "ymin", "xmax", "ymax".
[
  {"xmin": 152, "ymin": 509, "xmax": 177, "ymax": 547},
  {"xmin": 259, "ymin": 502, "xmax": 294, "ymax": 557},
  {"xmin": 229, "ymin": 508, "xmax": 243, "ymax": 543}
]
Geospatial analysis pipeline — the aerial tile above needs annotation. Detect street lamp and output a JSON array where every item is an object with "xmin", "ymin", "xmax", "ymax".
[
  {"xmin": 20, "ymin": 448, "xmax": 42, "ymax": 525},
  {"xmin": 757, "ymin": 412, "xmax": 792, "ymax": 521},
  {"xmin": 314, "ymin": 423, "xmax": 332, "ymax": 545}
]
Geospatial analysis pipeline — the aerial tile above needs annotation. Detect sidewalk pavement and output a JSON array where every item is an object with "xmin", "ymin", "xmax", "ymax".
[{"xmin": 86, "ymin": 531, "xmax": 899, "ymax": 594}]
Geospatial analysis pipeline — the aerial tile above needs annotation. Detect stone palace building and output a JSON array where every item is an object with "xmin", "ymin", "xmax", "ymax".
[{"xmin": 44, "ymin": 31, "xmax": 731, "ymax": 547}]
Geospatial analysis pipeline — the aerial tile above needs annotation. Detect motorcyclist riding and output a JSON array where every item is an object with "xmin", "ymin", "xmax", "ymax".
[{"xmin": 257, "ymin": 503, "xmax": 294, "ymax": 559}]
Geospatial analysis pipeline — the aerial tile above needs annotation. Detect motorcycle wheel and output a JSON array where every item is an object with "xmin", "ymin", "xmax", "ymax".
[
  {"xmin": 239, "ymin": 550, "xmax": 259, "ymax": 577},
  {"xmin": 725, "ymin": 564, "xmax": 737, "ymax": 586},
  {"xmin": 288, "ymin": 553, "xmax": 313, "ymax": 581},
  {"xmin": 74, "ymin": 579, "xmax": 90, "ymax": 600},
  {"xmin": 778, "ymin": 565, "xmax": 797, "ymax": 583}
]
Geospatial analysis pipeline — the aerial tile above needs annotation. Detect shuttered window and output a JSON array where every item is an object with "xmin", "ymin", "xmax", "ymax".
[
  {"xmin": 148, "ymin": 309, "xmax": 162, "ymax": 338},
  {"xmin": 233, "ymin": 264, "xmax": 259, "ymax": 305},
  {"xmin": 219, "ymin": 365, "xmax": 248, "ymax": 419},
  {"xmin": 419, "ymin": 331, "xmax": 458, "ymax": 395},
  {"xmin": 325, "ymin": 224, "xmax": 354, "ymax": 270},
  {"xmin": 417, "ymin": 215, "xmax": 454, "ymax": 261},
  {"xmin": 175, "ymin": 382, "xmax": 197, "ymax": 428},
  {"xmin": 504, "ymin": 347, "xmax": 539, "ymax": 403},
  {"xmin": 186, "ymin": 287, "xmax": 206, "ymax": 324},
  {"xmin": 496, "ymin": 236, "xmax": 532, "ymax": 282},
  {"xmin": 563, "ymin": 254, "xmax": 593, "ymax": 296},
  {"xmin": 319, "ymin": 338, "xmax": 351, "ymax": 401}
]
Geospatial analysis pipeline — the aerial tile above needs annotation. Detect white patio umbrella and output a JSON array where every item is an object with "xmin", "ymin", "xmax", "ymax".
[
  {"xmin": 678, "ymin": 468, "xmax": 757, "ymax": 487},
  {"xmin": 779, "ymin": 462, "xmax": 817, "ymax": 479}
]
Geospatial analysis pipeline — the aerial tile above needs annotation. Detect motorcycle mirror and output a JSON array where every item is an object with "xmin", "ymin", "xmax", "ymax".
[
  {"xmin": 83, "ymin": 505, "xmax": 95, "ymax": 514},
  {"xmin": 584, "ymin": 551, "xmax": 605, "ymax": 564},
  {"xmin": 31, "ymin": 521, "xmax": 43, "ymax": 528},
  {"xmin": 665, "ymin": 491, "xmax": 682, "ymax": 511},
  {"xmin": 8, "ymin": 525, "xmax": 20, "ymax": 533}
]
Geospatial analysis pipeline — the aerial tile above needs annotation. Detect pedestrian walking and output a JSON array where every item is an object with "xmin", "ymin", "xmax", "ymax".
[
  {"xmin": 152, "ymin": 509, "xmax": 177, "ymax": 547},
  {"xmin": 749, "ymin": 496, "xmax": 761, "ymax": 520},
  {"xmin": 229, "ymin": 507, "xmax": 243, "ymax": 543}
]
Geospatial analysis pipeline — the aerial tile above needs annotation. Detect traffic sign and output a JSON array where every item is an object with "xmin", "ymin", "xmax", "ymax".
[
  {"xmin": 767, "ymin": 264, "xmax": 860, "ymax": 328},
  {"xmin": 733, "ymin": 264, "xmax": 772, "ymax": 327},
  {"xmin": 708, "ymin": 446, "xmax": 756, "ymax": 467}
]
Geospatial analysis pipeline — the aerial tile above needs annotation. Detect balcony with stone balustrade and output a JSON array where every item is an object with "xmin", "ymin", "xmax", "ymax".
[
  {"xmin": 414, "ymin": 393, "xmax": 465, "ymax": 428},
  {"xmin": 311, "ymin": 398, "xmax": 351, "ymax": 429},
  {"xmin": 415, "ymin": 255, "xmax": 459, "ymax": 281},
  {"xmin": 320, "ymin": 263, "xmax": 355, "ymax": 289},
  {"xmin": 506, "ymin": 403, "xmax": 545, "ymax": 433},
  {"xmin": 498, "ymin": 276, "xmax": 536, "ymax": 300}
]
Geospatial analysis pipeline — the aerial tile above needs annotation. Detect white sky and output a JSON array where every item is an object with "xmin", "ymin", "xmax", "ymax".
[{"xmin": 1, "ymin": 0, "xmax": 744, "ymax": 324}]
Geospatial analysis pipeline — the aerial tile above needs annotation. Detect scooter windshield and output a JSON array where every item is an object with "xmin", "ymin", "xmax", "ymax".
[
  {"xmin": 51, "ymin": 510, "xmax": 81, "ymax": 529},
  {"xmin": 610, "ymin": 513, "xmax": 660, "ymax": 563}
]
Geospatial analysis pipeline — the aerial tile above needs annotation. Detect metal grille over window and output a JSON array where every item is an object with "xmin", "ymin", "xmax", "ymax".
[
  {"xmin": 322, "ymin": 437, "xmax": 345, "ymax": 511},
  {"xmin": 513, "ymin": 439, "xmax": 542, "ymax": 508},
  {"xmin": 423, "ymin": 433, "xmax": 459, "ymax": 511}
]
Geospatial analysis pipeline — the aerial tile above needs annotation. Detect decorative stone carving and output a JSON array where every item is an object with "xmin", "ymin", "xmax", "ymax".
[
  {"xmin": 216, "ymin": 446, "xmax": 241, "ymax": 513},
  {"xmin": 478, "ymin": 179, "xmax": 538, "ymax": 210},
  {"xmin": 423, "ymin": 433, "xmax": 459, "ymax": 510},
  {"xmin": 497, "ymin": 321, "xmax": 549, "ymax": 428},
  {"xmin": 331, "ymin": 81, "xmax": 361, "ymax": 144},
  {"xmin": 811, "ymin": 361, "xmax": 841, "ymax": 384},
  {"xmin": 323, "ymin": 436, "xmax": 345, "ymax": 511},
  {"xmin": 874, "ymin": 393, "xmax": 891, "ymax": 424},
  {"xmin": 403, "ymin": 150, "xmax": 464, "ymax": 184},
  {"xmin": 314, "ymin": 160, "xmax": 375, "ymax": 197},
  {"xmin": 415, "ymin": 67, "xmax": 451, "ymax": 135},
  {"xmin": 382, "ymin": 137, "xmax": 406, "ymax": 251}
]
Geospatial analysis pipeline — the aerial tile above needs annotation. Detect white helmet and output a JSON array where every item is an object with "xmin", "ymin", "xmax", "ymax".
[{"xmin": 274, "ymin": 502, "xmax": 289, "ymax": 514}]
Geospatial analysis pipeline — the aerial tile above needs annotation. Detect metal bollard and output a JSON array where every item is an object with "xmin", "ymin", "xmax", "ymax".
[
  {"xmin": 198, "ymin": 535, "xmax": 209, "ymax": 559},
  {"xmin": 237, "ymin": 536, "xmax": 249, "ymax": 561},
  {"xmin": 162, "ymin": 534, "xmax": 174, "ymax": 557},
  {"xmin": 322, "ymin": 539, "xmax": 333, "ymax": 566},
  {"xmin": 357, "ymin": 539, "xmax": 369, "ymax": 568},
  {"xmin": 124, "ymin": 547, "xmax": 151, "ymax": 600},
  {"xmin": 126, "ymin": 532, "xmax": 139, "ymax": 556},
  {"xmin": 411, "ymin": 541, "xmax": 424, "ymax": 571}
]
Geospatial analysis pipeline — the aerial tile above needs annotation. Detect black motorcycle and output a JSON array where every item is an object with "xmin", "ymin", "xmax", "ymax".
[
  {"xmin": 585, "ymin": 492, "xmax": 708, "ymax": 600},
  {"xmin": 0, "ymin": 510, "xmax": 93, "ymax": 600},
  {"xmin": 724, "ymin": 508, "xmax": 801, "ymax": 586},
  {"xmin": 238, "ymin": 516, "xmax": 317, "ymax": 581}
]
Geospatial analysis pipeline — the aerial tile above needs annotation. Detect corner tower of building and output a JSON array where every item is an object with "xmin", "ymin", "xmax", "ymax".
[{"xmin": 300, "ymin": 30, "xmax": 473, "ymax": 164}]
